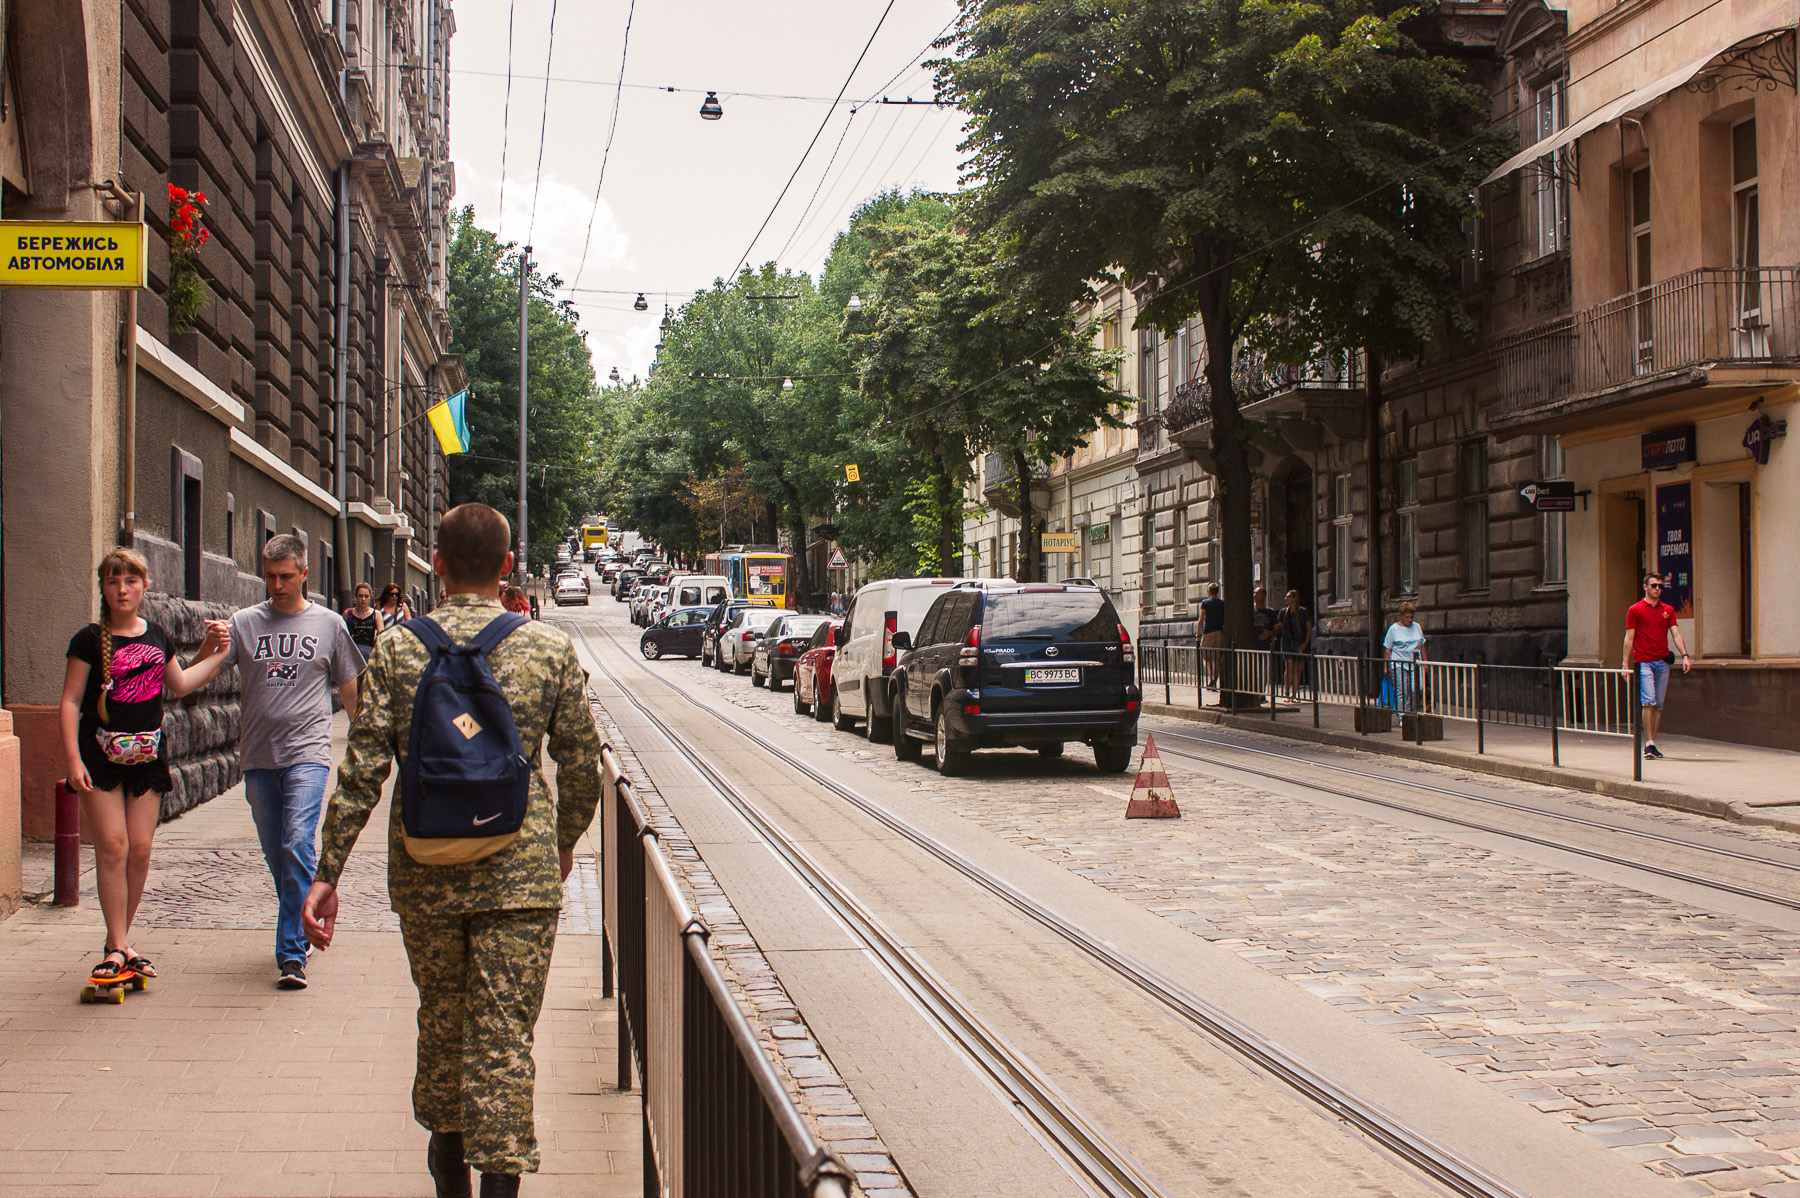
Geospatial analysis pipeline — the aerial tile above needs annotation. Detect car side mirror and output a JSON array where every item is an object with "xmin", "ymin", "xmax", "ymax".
[
  {"xmin": 828, "ymin": 628, "xmax": 840, "ymax": 648},
  {"xmin": 891, "ymin": 630, "xmax": 913, "ymax": 651}
]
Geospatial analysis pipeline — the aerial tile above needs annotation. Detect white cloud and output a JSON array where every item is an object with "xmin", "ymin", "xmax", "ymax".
[{"xmin": 453, "ymin": 159, "xmax": 633, "ymax": 285}]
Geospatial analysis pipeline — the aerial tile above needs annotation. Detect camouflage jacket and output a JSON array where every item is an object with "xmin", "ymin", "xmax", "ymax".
[{"xmin": 314, "ymin": 594, "xmax": 600, "ymax": 912}]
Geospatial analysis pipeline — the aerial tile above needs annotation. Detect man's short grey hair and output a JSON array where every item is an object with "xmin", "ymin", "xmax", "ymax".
[{"xmin": 263, "ymin": 533, "xmax": 308, "ymax": 569}]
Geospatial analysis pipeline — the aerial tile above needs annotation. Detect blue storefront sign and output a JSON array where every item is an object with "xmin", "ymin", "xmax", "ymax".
[
  {"xmin": 1655, "ymin": 481, "xmax": 1694, "ymax": 618},
  {"xmin": 1642, "ymin": 425, "xmax": 1696, "ymax": 469}
]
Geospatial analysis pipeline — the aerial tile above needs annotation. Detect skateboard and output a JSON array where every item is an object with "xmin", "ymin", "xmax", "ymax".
[{"xmin": 80, "ymin": 967, "xmax": 146, "ymax": 1005}]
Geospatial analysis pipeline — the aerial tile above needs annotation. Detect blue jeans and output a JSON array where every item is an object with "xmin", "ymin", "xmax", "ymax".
[
  {"xmin": 1637, "ymin": 659, "xmax": 1671, "ymax": 709},
  {"xmin": 245, "ymin": 764, "xmax": 332, "ymax": 965}
]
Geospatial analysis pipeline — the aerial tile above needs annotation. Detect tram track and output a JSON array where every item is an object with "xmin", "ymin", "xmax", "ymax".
[
  {"xmin": 1144, "ymin": 726, "xmax": 1800, "ymax": 912},
  {"xmin": 561, "ymin": 615, "xmax": 1530, "ymax": 1198}
]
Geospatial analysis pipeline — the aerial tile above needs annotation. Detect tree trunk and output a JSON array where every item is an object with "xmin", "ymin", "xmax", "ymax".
[
  {"xmin": 935, "ymin": 465, "xmax": 959, "ymax": 577},
  {"xmin": 1196, "ymin": 256, "xmax": 1255, "ymax": 650},
  {"xmin": 780, "ymin": 480, "xmax": 812, "ymax": 610},
  {"xmin": 1012, "ymin": 445, "xmax": 1037, "ymax": 582},
  {"xmin": 763, "ymin": 498, "xmax": 779, "ymax": 547}
]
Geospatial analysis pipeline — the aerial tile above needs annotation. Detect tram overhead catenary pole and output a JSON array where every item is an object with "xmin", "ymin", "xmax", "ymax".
[{"xmin": 518, "ymin": 244, "xmax": 531, "ymax": 584}]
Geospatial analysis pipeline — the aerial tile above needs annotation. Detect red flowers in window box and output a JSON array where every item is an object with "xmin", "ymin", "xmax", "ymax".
[{"xmin": 166, "ymin": 183, "xmax": 210, "ymax": 333}]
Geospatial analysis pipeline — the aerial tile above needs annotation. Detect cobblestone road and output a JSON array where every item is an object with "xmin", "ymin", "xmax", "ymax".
[{"xmin": 655, "ymin": 649, "xmax": 1800, "ymax": 1198}]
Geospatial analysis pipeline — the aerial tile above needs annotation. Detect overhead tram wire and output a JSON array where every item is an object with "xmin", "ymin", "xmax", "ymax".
[
  {"xmin": 495, "ymin": 0, "xmax": 518, "ymax": 238},
  {"xmin": 726, "ymin": 0, "xmax": 900, "ymax": 281},
  {"xmin": 525, "ymin": 0, "xmax": 560, "ymax": 243},
  {"xmin": 771, "ymin": 20, "xmax": 956, "ymax": 266},
  {"xmin": 572, "ymin": 0, "xmax": 636, "ymax": 291},
  {"xmin": 788, "ymin": 100, "xmax": 945, "ymax": 269}
]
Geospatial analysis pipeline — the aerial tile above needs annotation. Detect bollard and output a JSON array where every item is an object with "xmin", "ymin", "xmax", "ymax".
[{"xmin": 54, "ymin": 780, "xmax": 81, "ymax": 907}]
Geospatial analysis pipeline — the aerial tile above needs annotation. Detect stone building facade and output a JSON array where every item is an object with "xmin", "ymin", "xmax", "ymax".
[{"xmin": 1, "ymin": 0, "xmax": 461, "ymax": 894}]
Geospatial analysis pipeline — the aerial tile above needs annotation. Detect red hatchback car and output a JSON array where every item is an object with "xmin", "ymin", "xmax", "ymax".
[{"xmin": 791, "ymin": 619, "xmax": 843, "ymax": 721}]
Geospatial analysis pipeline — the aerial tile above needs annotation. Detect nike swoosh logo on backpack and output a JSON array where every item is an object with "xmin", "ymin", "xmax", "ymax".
[{"xmin": 471, "ymin": 813, "xmax": 504, "ymax": 827}]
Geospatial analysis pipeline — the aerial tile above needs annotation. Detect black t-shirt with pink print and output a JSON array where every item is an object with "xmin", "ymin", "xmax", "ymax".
[{"xmin": 68, "ymin": 622, "xmax": 171, "ymax": 734}]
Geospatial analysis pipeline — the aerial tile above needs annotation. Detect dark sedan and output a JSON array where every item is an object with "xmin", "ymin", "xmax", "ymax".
[
  {"xmin": 699, "ymin": 599, "xmax": 754, "ymax": 669},
  {"xmin": 751, "ymin": 614, "xmax": 832, "ymax": 691},
  {"xmin": 640, "ymin": 606, "xmax": 713, "ymax": 660},
  {"xmin": 793, "ymin": 620, "xmax": 843, "ymax": 720}
]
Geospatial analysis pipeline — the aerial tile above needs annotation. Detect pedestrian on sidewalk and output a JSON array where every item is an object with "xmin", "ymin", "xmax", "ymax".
[
  {"xmin": 228, "ymin": 535, "xmax": 366, "ymax": 989},
  {"xmin": 379, "ymin": 583, "xmax": 415, "ymax": 627},
  {"xmin": 1383, "ymin": 602, "xmax": 1427, "ymax": 712},
  {"xmin": 502, "ymin": 585, "xmax": 531, "ymax": 617},
  {"xmin": 345, "ymin": 583, "xmax": 381, "ymax": 663},
  {"xmin": 1197, "ymin": 582, "xmax": 1225, "ymax": 690},
  {"xmin": 1274, "ymin": 590, "xmax": 1312, "ymax": 699},
  {"xmin": 303, "ymin": 503, "xmax": 601, "ymax": 1198},
  {"xmin": 1622, "ymin": 571, "xmax": 1690, "ymax": 759},
  {"xmin": 60, "ymin": 548, "xmax": 233, "ymax": 984}
]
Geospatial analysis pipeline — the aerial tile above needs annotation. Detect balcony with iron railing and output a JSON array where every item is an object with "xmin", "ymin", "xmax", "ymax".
[
  {"xmin": 1493, "ymin": 267, "xmax": 1800, "ymax": 432},
  {"xmin": 980, "ymin": 450, "xmax": 1051, "ymax": 518},
  {"xmin": 1161, "ymin": 348, "xmax": 1366, "ymax": 461}
]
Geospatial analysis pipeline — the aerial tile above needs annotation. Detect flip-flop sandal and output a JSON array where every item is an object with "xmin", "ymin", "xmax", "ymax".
[{"xmin": 123, "ymin": 952, "xmax": 156, "ymax": 978}]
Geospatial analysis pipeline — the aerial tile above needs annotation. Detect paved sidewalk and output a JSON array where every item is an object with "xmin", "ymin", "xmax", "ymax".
[
  {"xmin": 1144, "ymin": 681, "xmax": 1800, "ymax": 830},
  {"xmin": 0, "ymin": 717, "xmax": 637, "ymax": 1197}
]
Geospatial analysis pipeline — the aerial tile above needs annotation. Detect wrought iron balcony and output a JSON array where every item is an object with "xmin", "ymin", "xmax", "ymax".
[
  {"xmin": 1160, "ymin": 349, "xmax": 1363, "ymax": 436},
  {"xmin": 1494, "ymin": 267, "xmax": 1800, "ymax": 430}
]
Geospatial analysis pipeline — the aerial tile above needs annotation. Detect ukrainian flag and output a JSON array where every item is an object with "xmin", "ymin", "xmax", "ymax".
[{"xmin": 427, "ymin": 389, "xmax": 471, "ymax": 456}]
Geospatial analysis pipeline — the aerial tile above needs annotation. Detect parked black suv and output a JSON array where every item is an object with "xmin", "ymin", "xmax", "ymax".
[{"xmin": 888, "ymin": 583, "xmax": 1138, "ymax": 775}]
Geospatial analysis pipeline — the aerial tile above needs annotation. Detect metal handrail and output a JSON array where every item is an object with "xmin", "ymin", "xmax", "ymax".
[{"xmin": 600, "ymin": 744, "xmax": 853, "ymax": 1198}]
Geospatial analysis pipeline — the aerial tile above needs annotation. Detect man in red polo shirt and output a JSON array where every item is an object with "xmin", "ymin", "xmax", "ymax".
[{"xmin": 1621, "ymin": 572, "xmax": 1691, "ymax": 759}]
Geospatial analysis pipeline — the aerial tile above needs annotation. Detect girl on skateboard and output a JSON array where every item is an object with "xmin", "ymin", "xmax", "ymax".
[{"xmin": 60, "ymin": 548, "xmax": 232, "ymax": 986}]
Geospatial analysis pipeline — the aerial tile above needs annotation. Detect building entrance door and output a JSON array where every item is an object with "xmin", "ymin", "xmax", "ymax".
[
  {"xmin": 1600, "ymin": 489, "xmax": 1646, "ymax": 668},
  {"xmin": 1266, "ymin": 460, "xmax": 1316, "ymax": 612}
]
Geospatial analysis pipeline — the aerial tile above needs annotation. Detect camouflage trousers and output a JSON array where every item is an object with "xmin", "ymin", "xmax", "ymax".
[{"xmin": 399, "ymin": 908, "xmax": 559, "ymax": 1174}]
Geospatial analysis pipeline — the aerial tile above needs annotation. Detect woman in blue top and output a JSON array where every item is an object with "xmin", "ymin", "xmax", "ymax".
[{"xmin": 1383, "ymin": 602, "xmax": 1427, "ymax": 712}]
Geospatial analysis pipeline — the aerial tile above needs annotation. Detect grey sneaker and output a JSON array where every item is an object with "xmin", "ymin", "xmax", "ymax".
[{"xmin": 277, "ymin": 960, "xmax": 308, "ymax": 990}]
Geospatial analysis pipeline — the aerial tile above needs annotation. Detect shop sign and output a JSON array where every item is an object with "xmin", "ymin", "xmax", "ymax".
[
  {"xmin": 1642, "ymin": 425, "xmax": 1696, "ymax": 469},
  {"xmin": 0, "ymin": 220, "xmax": 149, "ymax": 289},
  {"xmin": 1087, "ymin": 524, "xmax": 1110, "ymax": 543},
  {"xmin": 1744, "ymin": 413, "xmax": 1788, "ymax": 465},
  {"xmin": 1655, "ymin": 481, "xmax": 1695, "ymax": 618},
  {"xmin": 1518, "ymin": 480, "xmax": 1575, "ymax": 512},
  {"xmin": 1041, "ymin": 531, "xmax": 1081, "ymax": 552}
]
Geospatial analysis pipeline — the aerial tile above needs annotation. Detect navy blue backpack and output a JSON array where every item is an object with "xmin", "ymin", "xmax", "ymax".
[{"xmin": 398, "ymin": 613, "xmax": 533, "ymax": 865}]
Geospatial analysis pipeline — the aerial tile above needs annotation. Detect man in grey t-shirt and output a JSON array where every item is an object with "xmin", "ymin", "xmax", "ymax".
[{"xmin": 229, "ymin": 534, "xmax": 363, "ymax": 989}]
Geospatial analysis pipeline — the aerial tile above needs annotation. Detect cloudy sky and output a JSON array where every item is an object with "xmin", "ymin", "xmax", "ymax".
[{"xmin": 448, "ymin": 0, "xmax": 968, "ymax": 382}]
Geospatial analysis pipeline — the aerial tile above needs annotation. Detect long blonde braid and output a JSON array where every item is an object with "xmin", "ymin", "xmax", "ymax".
[{"xmin": 94, "ymin": 548, "xmax": 151, "ymax": 724}]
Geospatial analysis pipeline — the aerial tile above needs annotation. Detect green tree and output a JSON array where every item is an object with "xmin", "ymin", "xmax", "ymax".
[
  {"xmin": 853, "ymin": 197, "xmax": 1121, "ymax": 578},
  {"xmin": 942, "ymin": 0, "xmax": 1507, "ymax": 640},
  {"xmin": 446, "ymin": 207, "xmax": 604, "ymax": 572}
]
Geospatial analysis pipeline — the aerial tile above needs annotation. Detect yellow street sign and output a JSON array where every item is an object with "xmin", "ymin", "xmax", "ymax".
[
  {"xmin": 0, "ymin": 221, "xmax": 148, "ymax": 290},
  {"xmin": 844, "ymin": 464, "xmax": 861, "ymax": 482},
  {"xmin": 1041, "ymin": 532, "xmax": 1081, "ymax": 552}
]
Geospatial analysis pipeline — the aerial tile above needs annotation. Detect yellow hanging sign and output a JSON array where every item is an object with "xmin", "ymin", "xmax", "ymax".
[
  {"xmin": 844, "ymin": 464, "xmax": 861, "ymax": 482},
  {"xmin": 0, "ymin": 221, "xmax": 149, "ymax": 290}
]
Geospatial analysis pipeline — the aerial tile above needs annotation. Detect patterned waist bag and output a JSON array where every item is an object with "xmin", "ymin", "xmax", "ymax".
[{"xmin": 95, "ymin": 728, "xmax": 162, "ymax": 766}]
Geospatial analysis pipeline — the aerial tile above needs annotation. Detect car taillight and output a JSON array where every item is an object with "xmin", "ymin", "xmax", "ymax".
[
  {"xmin": 742, "ymin": 631, "xmax": 754, "ymax": 642},
  {"xmin": 963, "ymin": 703, "xmax": 980, "ymax": 715},
  {"xmin": 882, "ymin": 613, "xmax": 897, "ymax": 670},
  {"xmin": 1126, "ymin": 699, "xmax": 1140, "ymax": 711},
  {"xmin": 959, "ymin": 623, "xmax": 981, "ymax": 667},
  {"xmin": 779, "ymin": 644, "xmax": 795, "ymax": 656},
  {"xmin": 1118, "ymin": 622, "xmax": 1134, "ymax": 665}
]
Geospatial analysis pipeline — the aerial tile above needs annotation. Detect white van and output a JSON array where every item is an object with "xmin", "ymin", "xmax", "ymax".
[
  {"xmin": 665, "ymin": 574, "xmax": 732, "ymax": 610},
  {"xmin": 828, "ymin": 577, "xmax": 980, "ymax": 740}
]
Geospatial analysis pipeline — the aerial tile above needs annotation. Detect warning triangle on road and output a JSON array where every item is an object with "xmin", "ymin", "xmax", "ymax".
[{"xmin": 1125, "ymin": 734, "xmax": 1180, "ymax": 819}]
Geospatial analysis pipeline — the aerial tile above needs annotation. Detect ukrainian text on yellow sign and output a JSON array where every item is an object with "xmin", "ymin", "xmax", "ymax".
[
  {"xmin": 1041, "ymin": 532, "xmax": 1081, "ymax": 552},
  {"xmin": 0, "ymin": 221, "xmax": 148, "ymax": 289}
]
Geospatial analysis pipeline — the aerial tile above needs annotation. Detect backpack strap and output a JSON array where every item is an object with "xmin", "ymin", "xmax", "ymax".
[
  {"xmin": 404, "ymin": 616, "xmax": 453, "ymax": 654},
  {"xmin": 468, "ymin": 612, "xmax": 529, "ymax": 658}
]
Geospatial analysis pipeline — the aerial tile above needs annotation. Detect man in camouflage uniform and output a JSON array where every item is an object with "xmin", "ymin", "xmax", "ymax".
[{"xmin": 302, "ymin": 503, "xmax": 600, "ymax": 1198}]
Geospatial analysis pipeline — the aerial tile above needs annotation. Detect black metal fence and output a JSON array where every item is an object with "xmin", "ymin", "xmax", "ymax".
[{"xmin": 601, "ymin": 745, "xmax": 853, "ymax": 1198}]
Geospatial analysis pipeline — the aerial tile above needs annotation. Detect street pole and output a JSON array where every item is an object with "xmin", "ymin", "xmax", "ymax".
[{"xmin": 517, "ymin": 245, "xmax": 531, "ymax": 585}]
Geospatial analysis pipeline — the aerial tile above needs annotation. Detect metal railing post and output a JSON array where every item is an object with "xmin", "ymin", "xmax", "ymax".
[
  {"xmin": 1269, "ymin": 648, "xmax": 1278, "ymax": 721},
  {"xmin": 1552, "ymin": 666, "xmax": 1562, "ymax": 768},
  {"xmin": 1165, "ymin": 644, "xmax": 1172, "ymax": 707},
  {"xmin": 1312, "ymin": 643, "xmax": 1321, "ymax": 729},
  {"xmin": 1633, "ymin": 664, "xmax": 1644, "ymax": 782},
  {"xmin": 1475, "ymin": 661, "xmax": 1485, "ymax": 755},
  {"xmin": 1358, "ymin": 654, "xmax": 1368, "ymax": 735},
  {"xmin": 1414, "ymin": 665, "xmax": 1425, "ymax": 746}
]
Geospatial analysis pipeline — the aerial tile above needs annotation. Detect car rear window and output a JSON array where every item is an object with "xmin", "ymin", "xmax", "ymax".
[
  {"xmin": 782, "ymin": 616, "xmax": 828, "ymax": 638},
  {"xmin": 980, "ymin": 592, "xmax": 1117, "ymax": 642},
  {"xmin": 745, "ymin": 609, "xmax": 781, "ymax": 630}
]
